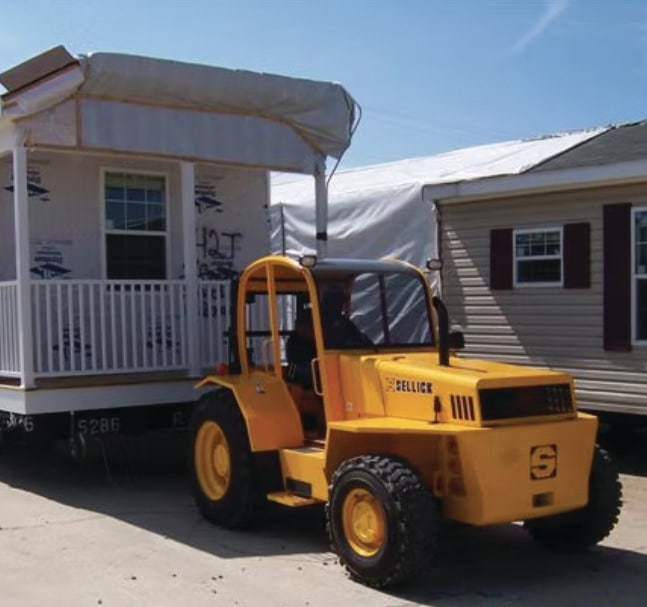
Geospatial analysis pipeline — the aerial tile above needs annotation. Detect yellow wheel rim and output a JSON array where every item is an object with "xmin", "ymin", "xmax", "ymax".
[
  {"xmin": 341, "ymin": 488, "xmax": 386, "ymax": 557},
  {"xmin": 195, "ymin": 420, "xmax": 231, "ymax": 501}
]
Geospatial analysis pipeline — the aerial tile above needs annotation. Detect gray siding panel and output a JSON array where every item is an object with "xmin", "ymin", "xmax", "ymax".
[{"xmin": 440, "ymin": 183, "xmax": 647, "ymax": 416}]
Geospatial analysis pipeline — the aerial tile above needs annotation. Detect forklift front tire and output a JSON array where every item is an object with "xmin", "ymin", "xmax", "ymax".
[{"xmin": 326, "ymin": 455, "xmax": 439, "ymax": 588}]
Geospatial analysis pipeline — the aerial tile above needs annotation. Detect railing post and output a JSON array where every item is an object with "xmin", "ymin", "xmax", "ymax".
[
  {"xmin": 13, "ymin": 139, "xmax": 35, "ymax": 388},
  {"xmin": 181, "ymin": 161, "xmax": 201, "ymax": 376}
]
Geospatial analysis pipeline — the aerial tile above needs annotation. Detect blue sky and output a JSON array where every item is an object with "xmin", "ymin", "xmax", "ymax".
[{"xmin": 1, "ymin": 0, "xmax": 647, "ymax": 168}]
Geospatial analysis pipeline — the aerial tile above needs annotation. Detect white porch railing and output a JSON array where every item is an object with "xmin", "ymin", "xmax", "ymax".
[
  {"xmin": 0, "ymin": 282, "xmax": 20, "ymax": 377},
  {"xmin": 31, "ymin": 280, "xmax": 190, "ymax": 376},
  {"xmin": 0, "ymin": 279, "xmax": 234, "ymax": 381},
  {"xmin": 198, "ymin": 281, "xmax": 232, "ymax": 369}
]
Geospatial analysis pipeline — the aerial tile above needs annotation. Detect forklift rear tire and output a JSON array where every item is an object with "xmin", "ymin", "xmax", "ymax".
[
  {"xmin": 326, "ymin": 455, "xmax": 439, "ymax": 588},
  {"xmin": 189, "ymin": 389, "xmax": 261, "ymax": 529},
  {"xmin": 523, "ymin": 445, "xmax": 622, "ymax": 551}
]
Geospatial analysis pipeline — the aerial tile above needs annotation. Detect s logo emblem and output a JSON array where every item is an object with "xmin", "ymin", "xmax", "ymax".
[{"xmin": 530, "ymin": 444, "xmax": 557, "ymax": 480}]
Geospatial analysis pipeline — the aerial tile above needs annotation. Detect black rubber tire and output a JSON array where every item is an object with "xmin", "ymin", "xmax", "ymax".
[
  {"xmin": 188, "ymin": 389, "xmax": 262, "ymax": 529},
  {"xmin": 326, "ymin": 455, "xmax": 439, "ymax": 588},
  {"xmin": 524, "ymin": 445, "xmax": 622, "ymax": 551}
]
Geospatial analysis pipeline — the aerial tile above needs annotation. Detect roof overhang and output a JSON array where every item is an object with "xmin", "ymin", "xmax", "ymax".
[
  {"xmin": 0, "ymin": 46, "xmax": 358, "ymax": 174},
  {"xmin": 422, "ymin": 156, "xmax": 647, "ymax": 205},
  {"xmin": 0, "ymin": 45, "xmax": 77, "ymax": 92}
]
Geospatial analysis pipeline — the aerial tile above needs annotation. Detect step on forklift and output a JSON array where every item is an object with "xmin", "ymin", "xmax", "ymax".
[{"xmin": 188, "ymin": 254, "xmax": 622, "ymax": 588}]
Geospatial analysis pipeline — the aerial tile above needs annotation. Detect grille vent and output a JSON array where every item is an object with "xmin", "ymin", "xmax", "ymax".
[
  {"xmin": 479, "ymin": 384, "xmax": 573, "ymax": 421},
  {"xmin": 450, "ymin": 395, "xmax": 476, "ymax": 421}
]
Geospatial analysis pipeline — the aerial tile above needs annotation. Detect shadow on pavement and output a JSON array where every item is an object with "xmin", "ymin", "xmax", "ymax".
[
  {"xmin": 1, "ymin": 429, "xmax": 646, "ymax": 607},
  {"xmin": 0, "ymin": 431, "xmax": 330, "ymax": 560},
  {"xmin": 392, "ymin": 523, "xmax": 647, "ymax": 607},
  {"xmin": 600, "ymin": 427, "xmax": 647, "ymax": 477}
]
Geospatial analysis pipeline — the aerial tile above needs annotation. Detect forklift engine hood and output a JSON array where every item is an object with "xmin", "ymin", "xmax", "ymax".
[{"xmin": 366, "ymin": 354, "xmax": 577, "ymax": 426}]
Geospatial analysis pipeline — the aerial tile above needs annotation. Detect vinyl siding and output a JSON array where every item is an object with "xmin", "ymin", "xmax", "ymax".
[{"xmin": 440, "ymin": 183, "xmax": 647, "ymax": 416}]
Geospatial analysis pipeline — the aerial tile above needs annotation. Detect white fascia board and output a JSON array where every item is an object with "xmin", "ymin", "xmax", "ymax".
[
  {"xmin": 0, "ymin": 379, "xmax": 212, "ymax": 415},
  {"xmin": 0, "ymin": 119, "xmax": 16, "ymax": 153},
  {"xmin": 422, "ymin": 157, "xmax": 647, "ymax": 204}
]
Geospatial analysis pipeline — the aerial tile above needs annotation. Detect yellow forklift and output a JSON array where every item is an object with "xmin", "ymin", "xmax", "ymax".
[{"xmin": 188, "ymin": 254, "xmax": 622, "ymax": 588}]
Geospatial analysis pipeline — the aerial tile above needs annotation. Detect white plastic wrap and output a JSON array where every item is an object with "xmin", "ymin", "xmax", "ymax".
[
  {"xmin": 80, "ymin": 99, "xmax": 318, "ymax": 172},
  {"xmin": 1, "ymin": 48, "xmax": 358, "ymax": 174},
  {"xmin": 271, "ymin": 127, "xmax": 608, "ymax": 263},
  {"xmin": 79, "ymin": 52, "xmax": 356, "ymax": 159},
  {"xmin": 271, "ymin": 180, "xmax": 439, "ymax": 339},
  {"xmin": 270, "ymin": 128, "xmax": 609, "ymax": 338}
]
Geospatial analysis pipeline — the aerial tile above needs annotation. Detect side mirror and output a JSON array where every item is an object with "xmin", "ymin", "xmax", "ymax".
[{"xmin": 448, "ymin": 330, "xmax": 465, "ymax": 350}]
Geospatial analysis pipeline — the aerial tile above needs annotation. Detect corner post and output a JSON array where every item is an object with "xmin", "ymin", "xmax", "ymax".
[
  {"xmin": 314, "ymin": 155, "xmax": 328, "ymax": 258},
  {"xmin": 13, "ymin": 138, "xmax": 35, "ymax": 388},
  {"xmin": 181, "ymin": 161, "xmax": 201, "ymax": 376}
]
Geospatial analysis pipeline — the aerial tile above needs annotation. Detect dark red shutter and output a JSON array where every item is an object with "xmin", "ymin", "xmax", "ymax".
[
  {"xmin": 603, "ymin": 203, "xmax": 632, "ymax": 352},
  {"xmin": 563, "ymin": 222, "xmax": 590, "ymax": 289},
  {"xmin": 490, "ymin": 228, "xmax": 513, "ymax": 290}
]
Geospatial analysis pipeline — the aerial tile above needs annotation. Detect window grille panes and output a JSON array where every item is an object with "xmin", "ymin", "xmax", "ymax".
[
  {"xmin": 105, "ymin": 172, "xmax": 166, "ymax": 232},
  {"xmin": 514, "ymin": 228, "xmax": 562, "ymax": 285},
  {"xmin": 105, "ymin": 171, "xmax": 167, "ymax": 279}
]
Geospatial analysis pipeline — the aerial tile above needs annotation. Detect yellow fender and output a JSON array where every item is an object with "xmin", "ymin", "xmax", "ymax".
[{"xmin": 196, "ymin": 374, "xmax": 304, "ymax": 452}]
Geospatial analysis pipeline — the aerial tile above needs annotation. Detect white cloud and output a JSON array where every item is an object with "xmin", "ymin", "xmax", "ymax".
[{"xmin": 512, "ymin": 0, "xmax": 571, "ymax": 53}]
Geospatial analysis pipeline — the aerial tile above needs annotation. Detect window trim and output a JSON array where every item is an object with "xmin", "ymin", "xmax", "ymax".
[
  {"xmin": 631, "ymin": 206, "xmax": 647, "ymax": 345},
  {"xmin": 513, "ymin": 226, "xmax": 564, "ymax": 288},
  {"xmin": 100, "ymin": 167, "xmax": 171, "ymax": 280}
]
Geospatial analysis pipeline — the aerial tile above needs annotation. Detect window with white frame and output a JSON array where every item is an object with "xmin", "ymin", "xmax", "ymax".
[
  {"xmin": 104, "ymin": 171, "xmax": 167, "ymax": 279},
  {"xmin": 633, "ymin": 208, "xmax": 647, "ymax": 342},
  {"xmin": 513, "ymin": 227, "xmax": 563, "ymax": 286}
]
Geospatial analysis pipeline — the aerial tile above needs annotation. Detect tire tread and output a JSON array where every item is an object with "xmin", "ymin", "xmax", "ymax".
[
  {"xmin": 188, "ymin": 389, "xmax": 262, "ymax": 529},
  {"xmin": 524, "ymin": 445, "xmax": 622, "ymax": 551},
  {"xmin": 326, "ymin": 455, "xmax": 439, "ymax": 588}
]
